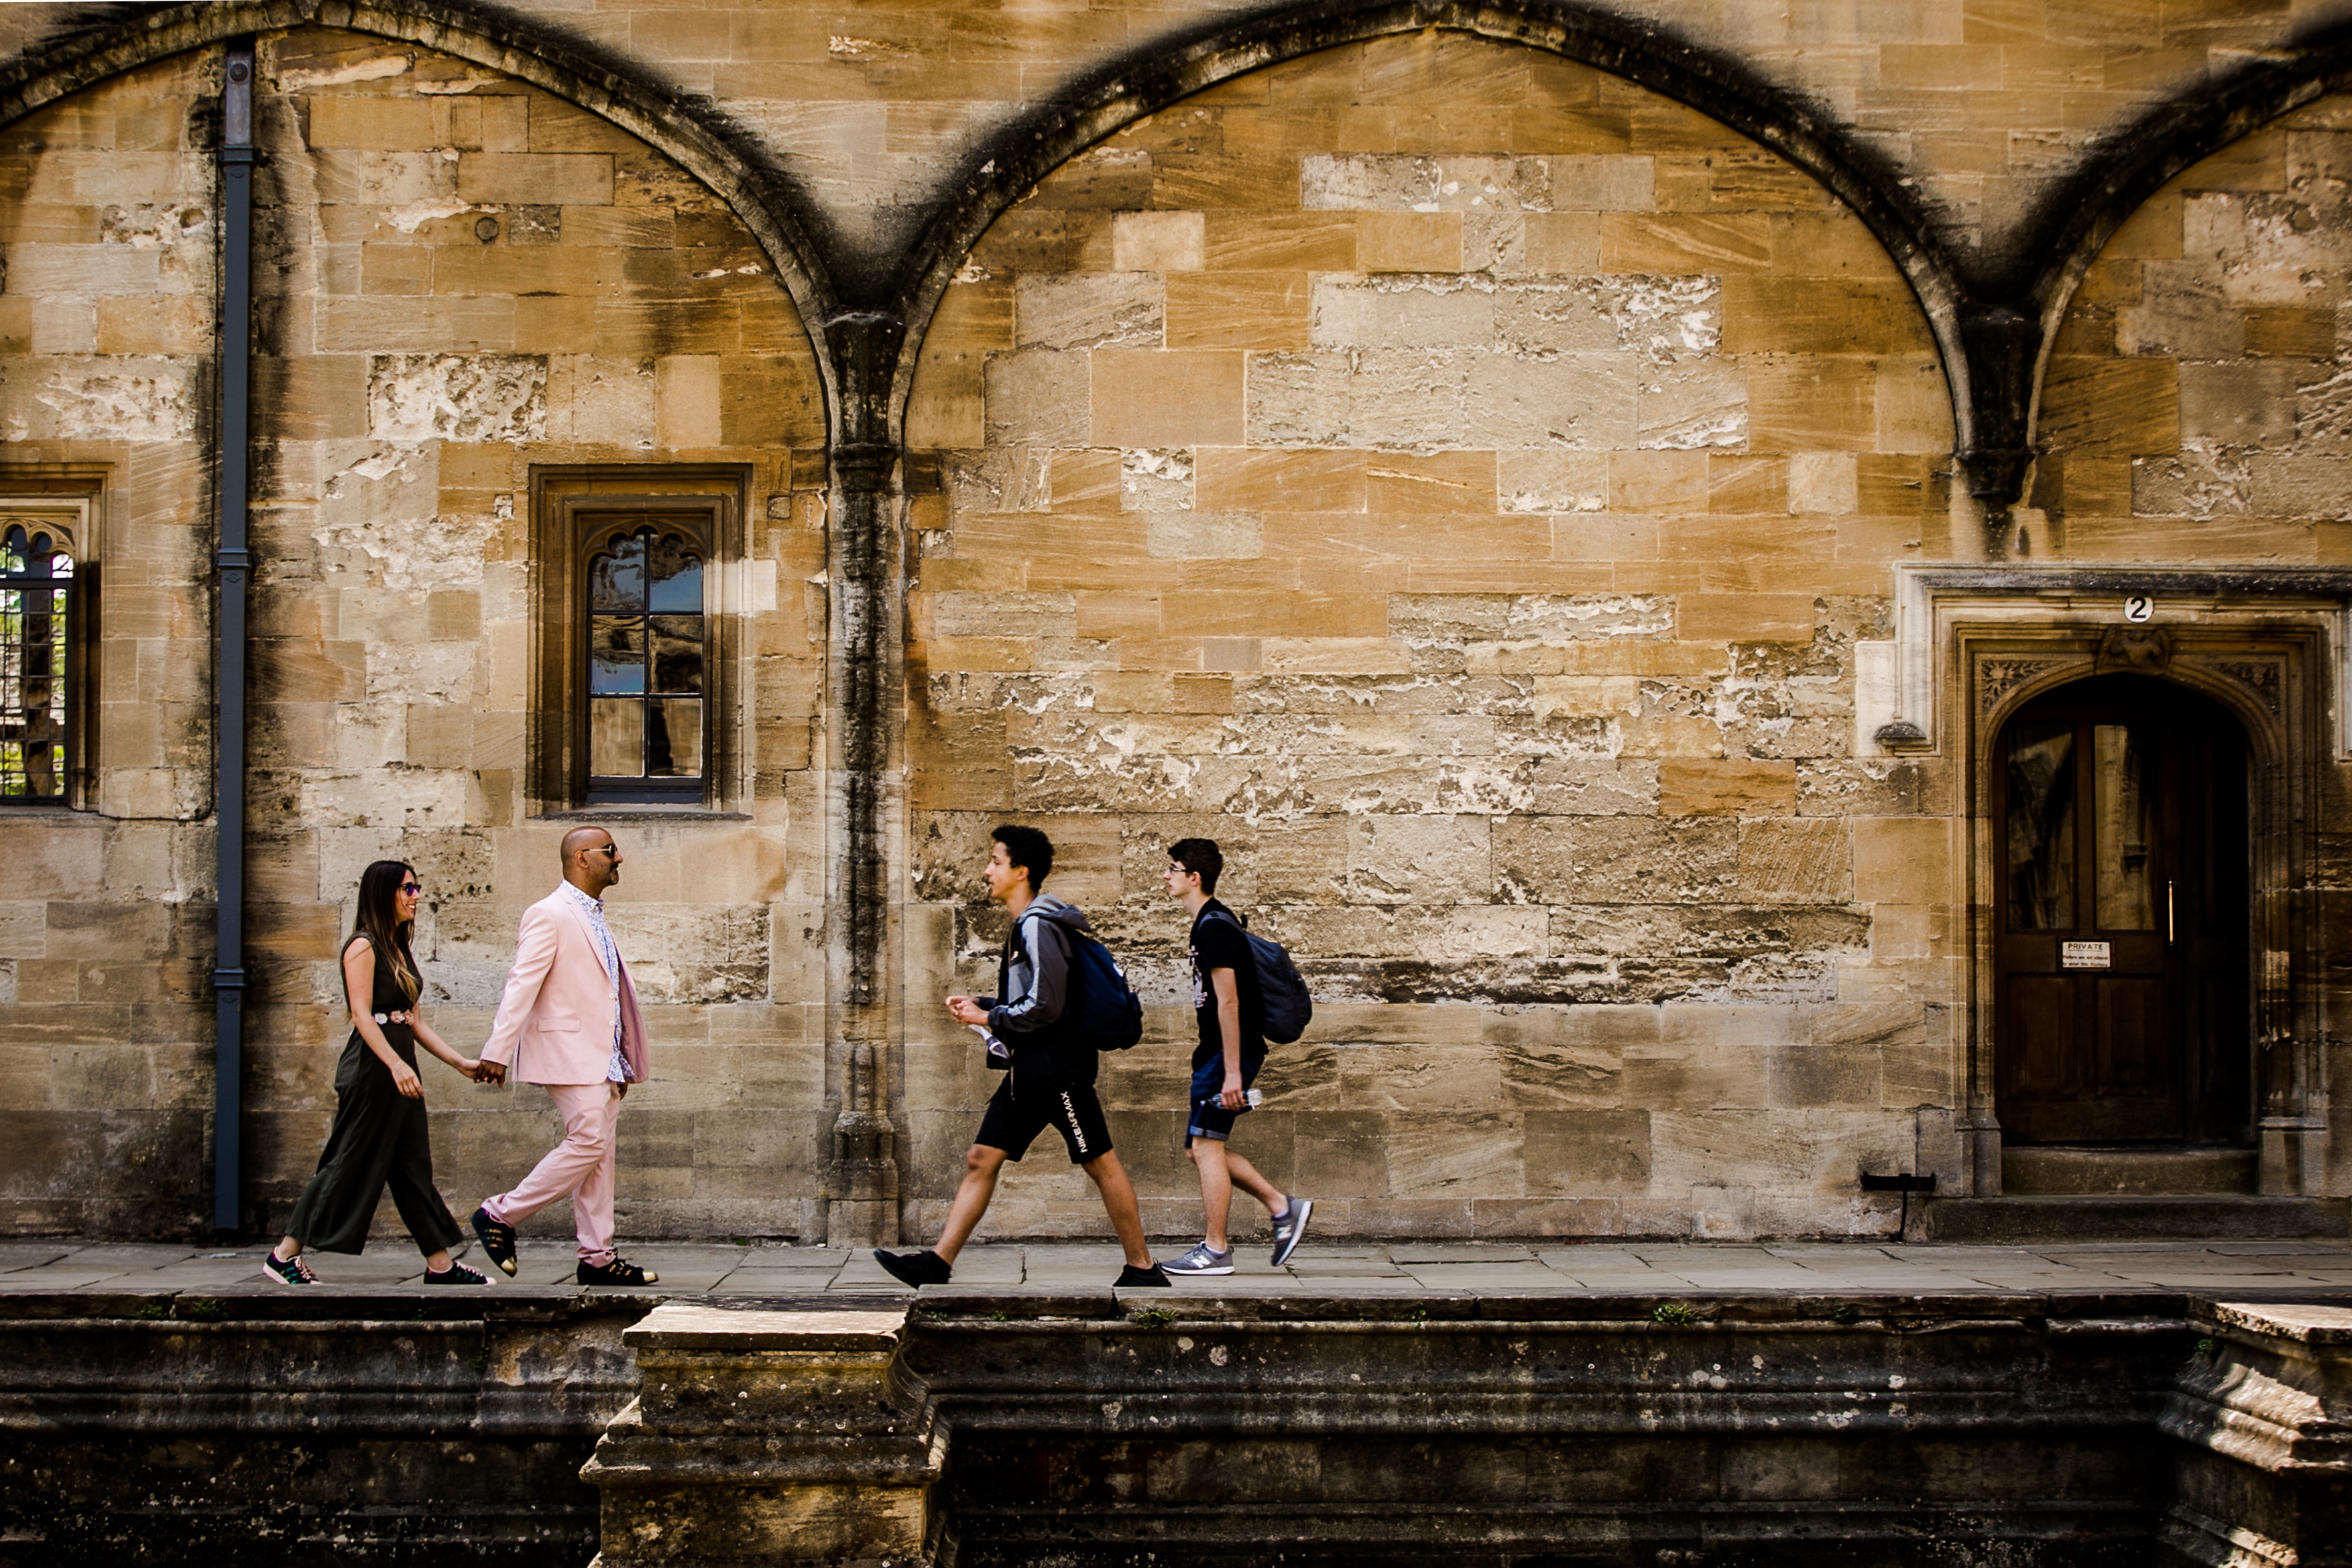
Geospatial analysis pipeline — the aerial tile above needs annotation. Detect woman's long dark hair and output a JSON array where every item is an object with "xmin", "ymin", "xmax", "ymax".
[{"xmin": 349, "ymin": 859, "xmax": 421, "ymax": 1004}]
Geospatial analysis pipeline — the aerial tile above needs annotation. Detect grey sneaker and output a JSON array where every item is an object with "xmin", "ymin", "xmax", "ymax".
[
  {"xmin": 1160, "ymin": 1242, "xmax": 1234, "ymax": 1276},
  {"xmin": 1270, "ymin": 1197, "xmax": 1313, "ymax": 1267}
]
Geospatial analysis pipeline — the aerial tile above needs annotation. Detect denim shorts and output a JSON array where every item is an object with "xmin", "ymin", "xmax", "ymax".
[{"xmin": 1184, "ymin": 1054, "xmax": 1261, "ymax": 1145}]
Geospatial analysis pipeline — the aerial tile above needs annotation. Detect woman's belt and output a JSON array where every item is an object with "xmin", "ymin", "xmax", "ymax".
[{"xmin": 371, "ymin": 1010, "xmax": 415, "ymax": 1024}]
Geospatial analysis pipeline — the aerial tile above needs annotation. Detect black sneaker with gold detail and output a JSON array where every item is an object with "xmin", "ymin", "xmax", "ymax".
[
  {"xmin": 470, "ymin": 1207, "xmax": 518, "ymax": 1276},
  {"xmin": 577, "ymin": 1256, "xmax": 658, "ymax": 1287}
]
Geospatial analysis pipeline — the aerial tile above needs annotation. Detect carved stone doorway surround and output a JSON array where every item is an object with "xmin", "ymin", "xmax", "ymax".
[{"xmin": 1857, "ymin": 566, "xmax": 2352, "ymax": 1201}]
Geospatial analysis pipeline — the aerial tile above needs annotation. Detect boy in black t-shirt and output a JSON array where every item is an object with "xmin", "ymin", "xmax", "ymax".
[{"xmin": 1156, "ymin": 838, "xmax": 1311, "ymax": 1276}]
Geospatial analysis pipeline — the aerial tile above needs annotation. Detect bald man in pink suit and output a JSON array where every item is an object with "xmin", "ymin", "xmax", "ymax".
[{"xmin": 469, "ymin": 827, "xmax": 660, "ymax": 1287}]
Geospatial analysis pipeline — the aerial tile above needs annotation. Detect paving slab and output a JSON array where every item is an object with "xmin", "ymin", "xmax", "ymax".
[{"xmin": 7, "ymin": 1238, "xmax": 2352, "ymax": 1308}]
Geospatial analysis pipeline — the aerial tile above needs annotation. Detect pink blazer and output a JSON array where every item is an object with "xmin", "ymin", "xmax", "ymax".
[{"xmin": 480, "ymin": 888, "xmax": 651, "ymax": 1087}]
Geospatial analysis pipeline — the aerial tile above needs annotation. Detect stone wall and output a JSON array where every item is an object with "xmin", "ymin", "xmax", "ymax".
[
  {"xmin": 0, "ymin": 28, "xmax": 839, "ymax": 1241},
  {"xmin": 899, "ymin": 33, "xmax": 1957, "ymax": 1242},
  {"xmin": 0, "ymin": 48, "xmax": 221, "ymax": 1235},
  {"xmin": 1, "ymin": 2, "xmax": 2350, "ymax": 1246},
  {"xmin": 2035, "ymin": 98, "xmax": 2352, "ymax": 1197},
  {"xmin": 0, "ymin": 0, "xmax": 2310, "ymax": 278}
]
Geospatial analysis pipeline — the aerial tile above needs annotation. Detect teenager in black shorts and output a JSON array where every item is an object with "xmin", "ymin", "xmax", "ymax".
[
  {"xmin": 1157, "ymin": 837, "xmax": 1311, "ymax": 1276},
  {"xmin": 874, "ymin": 825, "xmax": 1169, "ymax": 1290}
]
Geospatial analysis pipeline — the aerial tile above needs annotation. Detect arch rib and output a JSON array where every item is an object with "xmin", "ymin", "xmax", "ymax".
[
  {"xmin": 882, "ymin": 0, "xmax": 1981, "ymax": 480},
  {"xmin": 0, "ymin": 0, "xmax": 847, "ymax": 427}
]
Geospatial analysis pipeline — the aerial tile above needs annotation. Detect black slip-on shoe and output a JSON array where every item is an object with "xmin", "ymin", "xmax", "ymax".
[
  {"xmin": 1116, "ymin": 1263, "xmax": 1172, "ymax": 1288},
  {"xmin": 874, "ymin": 1249, "xmax": 953, "ymax": 1288},
  {"xmin": 577, "ymin": 1256, "xmax": 658, "ymax": 1287},
  {"xmin": 470, "ymin": 1207, "xmax": 518, "ymax": 1276},
  {"xmin": 424, "ymin": 1261, "xmax": 490, "ymax": 1284}
]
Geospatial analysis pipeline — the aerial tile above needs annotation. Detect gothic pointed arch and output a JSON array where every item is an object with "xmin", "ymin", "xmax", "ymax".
[
  {"xmin": 885, "ymin": 0, "xmax": 1975, "ymax": 467},
  {"xmin": 0, "ymin": 0, "xmax": 847, "ymax": 426}
]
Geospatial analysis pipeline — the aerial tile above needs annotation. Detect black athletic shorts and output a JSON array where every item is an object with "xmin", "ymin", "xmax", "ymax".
[{"xmin": 974, "ymin": 1079, "xmax": 1113, "ymax": 1165}]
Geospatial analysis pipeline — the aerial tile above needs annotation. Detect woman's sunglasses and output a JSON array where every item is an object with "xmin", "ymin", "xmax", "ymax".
[{"xmin": 399, "ymin": 881, "xmax": 422, "ymax": 895}]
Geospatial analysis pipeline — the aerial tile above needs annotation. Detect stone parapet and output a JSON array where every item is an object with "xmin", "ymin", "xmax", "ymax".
[
  {"xmin": 587, "ymin": 1305, "xmax": 945, "ymax": 1568},
  {"xmin": 579, "ymin": 1292, "xmax": 2217, "ymax": 1567},
  {"xmin": 2160, "ymin": 1301, "xmax": 2352, "ymax": 1568}
]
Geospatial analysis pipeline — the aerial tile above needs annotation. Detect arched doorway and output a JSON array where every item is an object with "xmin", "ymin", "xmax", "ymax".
[{"xmin": 1993, "ymin": 674, "xmax": 2251, "ymax": 1149}]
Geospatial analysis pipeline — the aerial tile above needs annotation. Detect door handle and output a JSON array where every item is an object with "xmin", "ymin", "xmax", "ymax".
[{"xmin": 2167, "ymin": 880, "xmax": 2176, "ymax": 946}]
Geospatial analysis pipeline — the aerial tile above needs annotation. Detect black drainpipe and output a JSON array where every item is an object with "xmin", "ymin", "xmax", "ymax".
[{"xmin": 211, "ymin": 41, "xmax": 254, "ymax": 1235}]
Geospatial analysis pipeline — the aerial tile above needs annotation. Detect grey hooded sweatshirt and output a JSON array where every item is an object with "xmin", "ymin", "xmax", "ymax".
[{"xmin": 980, "ymin": 894, "xmax": 1099, "ymax": 1094}]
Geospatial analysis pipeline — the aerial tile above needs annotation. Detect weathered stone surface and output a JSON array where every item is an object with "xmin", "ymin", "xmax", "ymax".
[{"xmin": 364, "ymin": 353, "xmax": 548, "ymax": 442}]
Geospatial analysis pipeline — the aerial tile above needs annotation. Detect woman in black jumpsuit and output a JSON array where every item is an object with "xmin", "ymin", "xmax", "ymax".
[{"xmin": 263, "ymin": 861, "xmax": 489, "ymax": 1284}]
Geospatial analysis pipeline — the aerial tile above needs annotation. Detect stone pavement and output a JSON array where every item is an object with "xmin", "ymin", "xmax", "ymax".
[{"xmin": 7, "ymin": 1236, "xmax": 2352, "ymax": 1303}]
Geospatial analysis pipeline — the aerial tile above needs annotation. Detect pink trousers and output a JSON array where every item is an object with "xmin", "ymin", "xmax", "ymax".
[{"xmin": 483, "ymin": 1081, "xmax": 621, "ymax": 1266}]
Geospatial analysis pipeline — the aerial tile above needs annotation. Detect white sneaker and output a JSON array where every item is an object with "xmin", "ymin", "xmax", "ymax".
[{"xmin": 1160, "ymin": 1242, "xmax": 1234, "ymax": 1276}]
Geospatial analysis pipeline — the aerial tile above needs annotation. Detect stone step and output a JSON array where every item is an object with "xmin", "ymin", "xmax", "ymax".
[
  {"xmin": 1917, "ymin": 1194, "xmax": 2351, "ymax": 1244},
  {"xmin": 2003, "ymin": 1144, "xmax": 2258, "ymax": 1197}
]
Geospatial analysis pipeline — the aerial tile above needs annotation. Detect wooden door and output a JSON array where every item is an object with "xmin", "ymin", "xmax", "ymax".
[{"xmin": 1993, "ymin": 675, "xmax": 2250, "ymax": 1145}]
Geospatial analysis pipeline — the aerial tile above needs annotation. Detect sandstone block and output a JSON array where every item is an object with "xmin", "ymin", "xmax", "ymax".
[
  {"xmin": 1746, "ymin": 357, "xmax": 1877, "ymax": 452},
  {"xmin": 365, "ymin": 353, "xmax": 546, "ymax": 442},
  {"xmin": 1197, "ymin": 447, "xmax": 1366, "ymax": 511},
  {"xmin": 1112, "ymin": 210, "xmax": 1204, "ymax": 272},
  {"xmin": 2039, "ymin": 355, "xmax": 2179, "ymax": 455},
  {"xmin": 2178, "ymin": 360, "xmax": 2298, "ymax": 449},
  {"xmin": 983, "ymin": 349, "xmax": 1090, "ymax": 446},
  {"xmin": 1659, "ymin": 758, "xmax": 1794, "ymax": 817},
  {"xmin": 1203, "ymin": 213, "xmax": 1356, "ymax": 272},
  {"xmin": 1525, "ymin": 1108, "xmax": 1650, "ymax": 1193},
  {"xmin": 1357, "ymin": 212, "xmax": 1463, "ymax": 272},
  {"xmin": 1166, "ymin": 271, "xmax": 1311, "ymax": 350},
  {"xmin": 455, "ymin": 152, "xmax": 612, "ymax": 206},
  {"xmin": 1496, "ymin": 817, "xmax": 1737, "ymax": 904},
  {"xmin": 1146, "ymin": 511, "xmax": 1261, "ymax": 560},
  {"xmin": 1015, "ymin": 272, "xmax": 1163, "ymax": 350},
  {"xmin": 1346, "ymin": 814, "xmax": 1493, "ymax": 905},
  {"xmin": 1499, "ymin": 450, "xmax": 1608, "ymax": 513},
  {"xmin": 1092, "ymin": 350, "xmax": 1243, "ymax": 447},
  {"xmin": 1313, "ymin": 274, "xmax": 1494, "ymax": 351},
  {"xmin": 1852, "ymin": 817, "xmax": 1952, "ymax": 905},
  {"xmin": 1738, "ymin": 819, "xmax": 1854, "ymax": 900}
]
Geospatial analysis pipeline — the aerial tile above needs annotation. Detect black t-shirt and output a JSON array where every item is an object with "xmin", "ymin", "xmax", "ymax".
[{"xmin": 1189, "ymin": 898, "xmax": 1265, "ymax": 1072}]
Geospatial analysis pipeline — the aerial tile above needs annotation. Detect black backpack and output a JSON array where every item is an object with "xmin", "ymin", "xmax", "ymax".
[
  {"xmin": 1202, "ymin": 908, "xmax": 1313, "ymax": 1045},
  {"xmin": 1011, "ymin": 914, "xmax": 1145, "ymax": 1052}
]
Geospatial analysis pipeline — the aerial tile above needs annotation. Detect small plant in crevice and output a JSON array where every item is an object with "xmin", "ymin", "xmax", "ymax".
[
  {"xmin": 178, "ymin": 1298, "xmax": 228, "ymax": 1322},
  {"xmin": 134, "ymin": 1303, "xmax": 168, "ymax": 1320},
  {"xmin": 1129, "ymin": 1307, "xmax": 1178, "ymax": 1328},
  {"xmin": 1394, "ymin": 1306, "xmax": 1430, "ymax": 1326},
  {"xmin": 1651, "ymin": 1301, "xmax": 1699, "ymax": 1327},
  {"xmin": 1829, "ymin": 1303, "xmax": 1863, "ymax": 1326},
  {"xmin": 2194, "ymin": 1337, "xmax": 2220, "ymax": 1362}
]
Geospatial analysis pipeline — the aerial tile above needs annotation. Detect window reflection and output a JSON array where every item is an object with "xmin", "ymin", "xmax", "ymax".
[
  {"xmin": 0, "ymin": 524, "xmax": 69, "ymax": 802},
  {"xmin": 2007, "ymin": 721, "xmax": 2076, "ymax": 931},
  {"xmin": 584, "ymin": 524, "xmax": 705, "ymax": 795},
  {"xmin": 2094, "ymin": 723, "xmax": 2155, "ymax": 930}
]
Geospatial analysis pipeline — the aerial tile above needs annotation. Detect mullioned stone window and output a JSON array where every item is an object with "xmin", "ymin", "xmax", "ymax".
[
  {"xmin": 0, "ymin": 522, "xmax": 72, "ymax": 801},
  {"xmin": 528, "ymin": 467, "xmax": 747, "ymax": 811},
  {"xmin": 0, "ymin": 496, "xmax": 97, "ymax": 808}
]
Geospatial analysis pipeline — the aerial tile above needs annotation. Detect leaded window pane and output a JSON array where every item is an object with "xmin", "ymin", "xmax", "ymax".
[
  {"xmin": 647, "ymin": 699, "xmax": 701, "ymax": 776},
  {"xmin": 0, "ymin": 525, "xmax": 69, "ymax": 802},
  {"xmin": 589, "ymin": 616, "xmax": 646, "ymax": 694},
  {"xmin": 591, "ymin": 698, "xmax": 644, "ymax": 777},
  {"xmin": 583, "ymin": 523, "xmax": 705, "ymax": 794},
  {"xmin": 648, "ymin": 615, "xmax": 703, "ymax": 693}
]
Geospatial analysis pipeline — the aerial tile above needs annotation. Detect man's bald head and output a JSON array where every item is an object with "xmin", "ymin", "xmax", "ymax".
[
  {"xmin": 561, "ymin": 827, "xmax": 612, "ymax": 863},
  {"xmin": 560, "ymin": 827, "xmax": 623, "ymax": 896}
]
